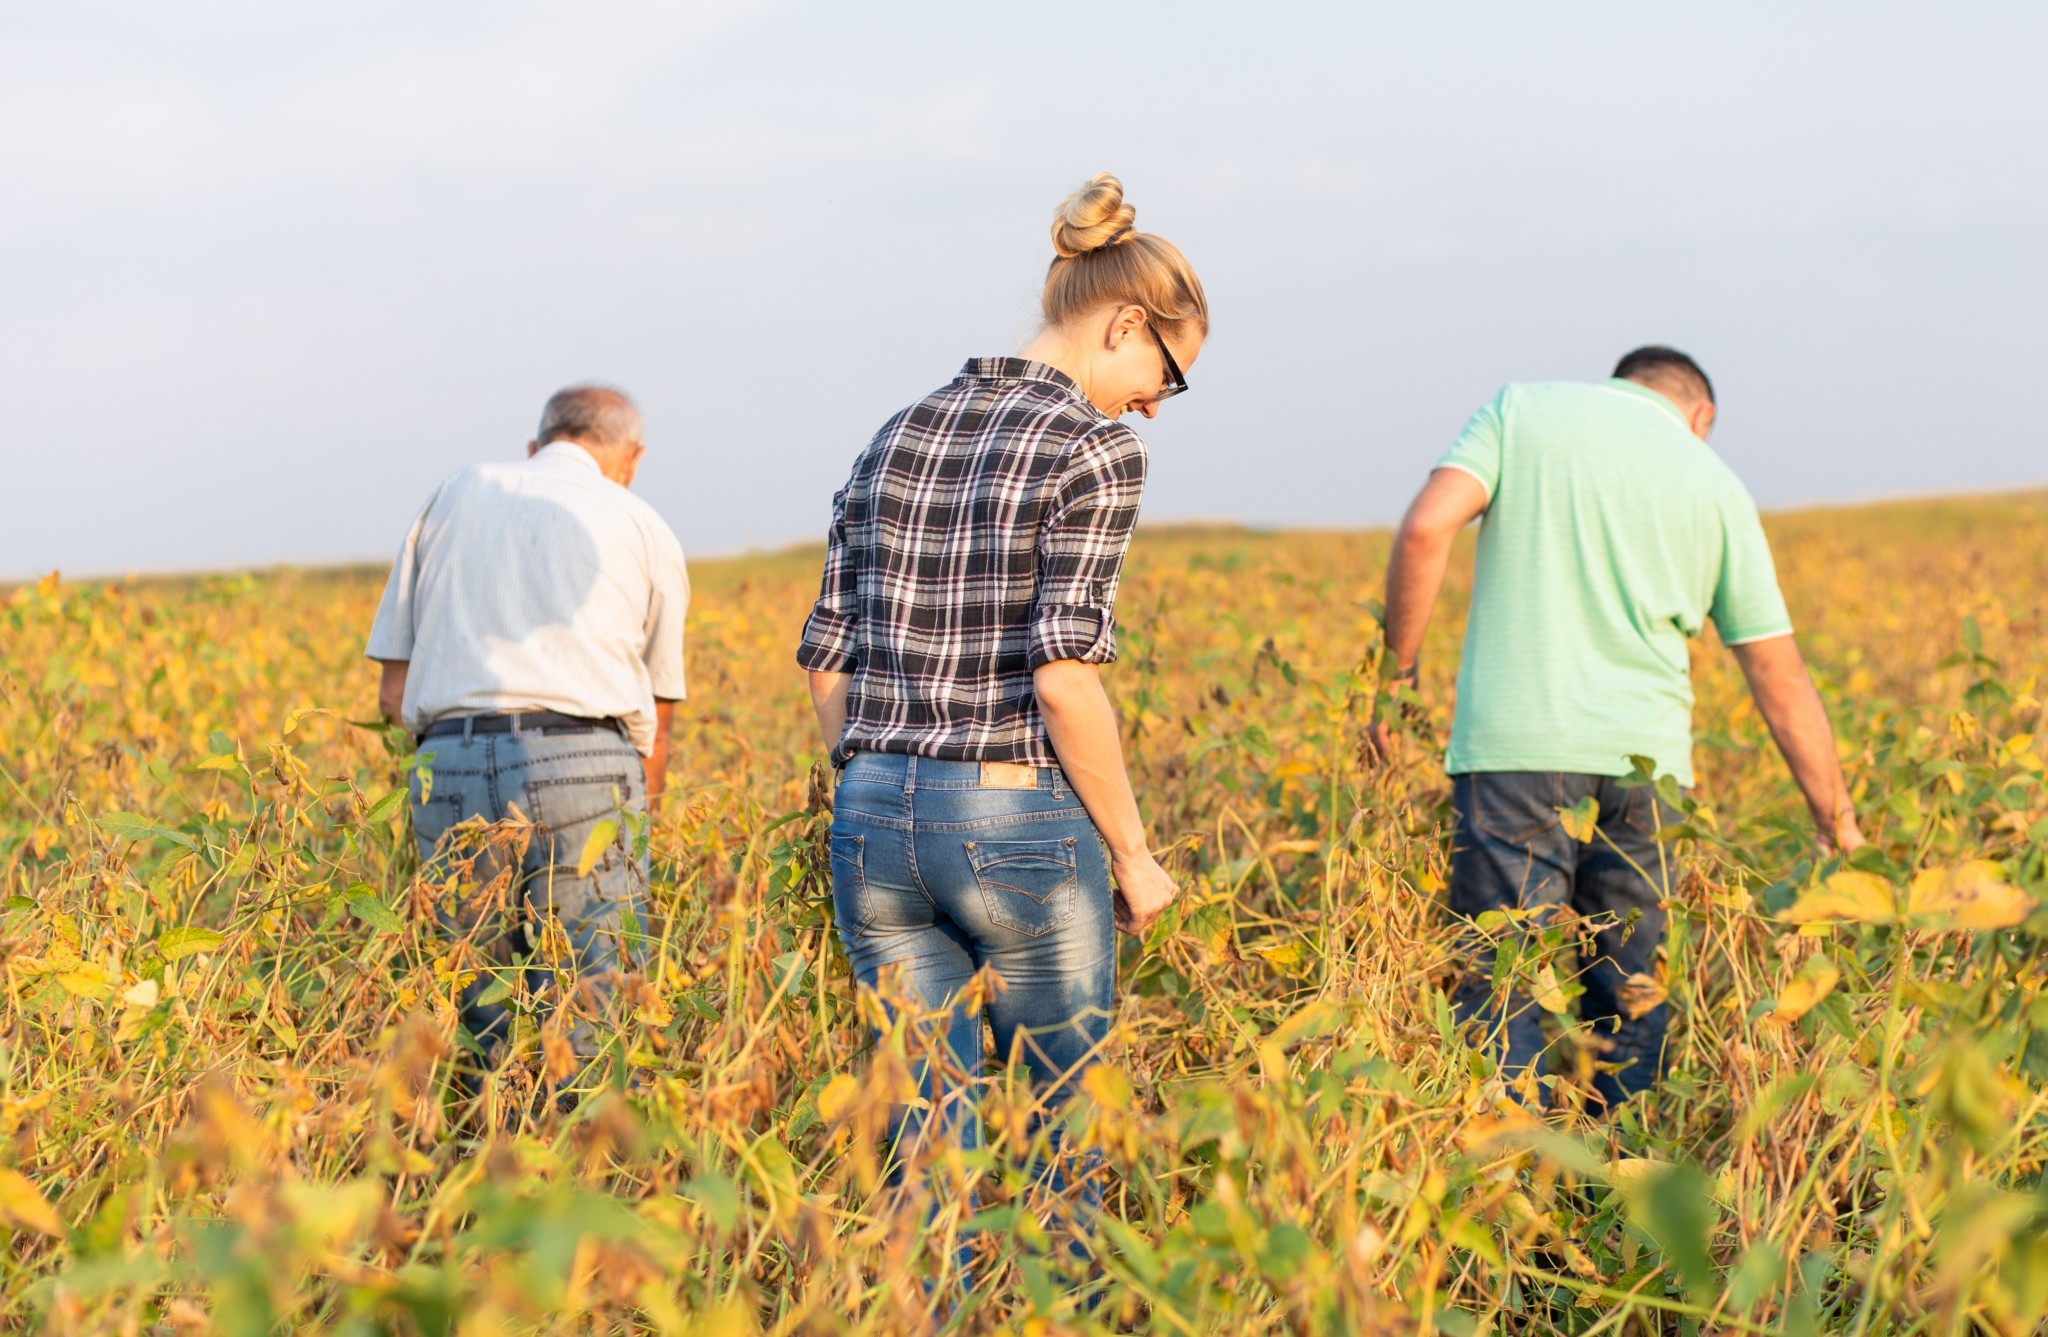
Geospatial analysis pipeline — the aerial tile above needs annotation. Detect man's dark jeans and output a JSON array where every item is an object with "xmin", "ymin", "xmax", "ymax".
[{"xmin": 1449, "ymin": 771, "xmax": 1681, "ymax": 1109}]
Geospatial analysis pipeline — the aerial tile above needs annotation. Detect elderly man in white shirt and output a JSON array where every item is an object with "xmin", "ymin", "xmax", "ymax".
[{"xmin": 367, "ymin": 383, "xmax": 688, "ymax": 1084}]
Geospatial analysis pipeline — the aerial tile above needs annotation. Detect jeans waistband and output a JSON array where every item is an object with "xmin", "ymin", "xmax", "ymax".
[{"xmin": 840, "ymin": 752, "xmax": 1068, "ymax": 794}]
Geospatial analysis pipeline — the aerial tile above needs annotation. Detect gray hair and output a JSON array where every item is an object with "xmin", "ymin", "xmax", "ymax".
[{"xmin": 536, "ymin": 383, "xmax": 642, "ymax": 451}]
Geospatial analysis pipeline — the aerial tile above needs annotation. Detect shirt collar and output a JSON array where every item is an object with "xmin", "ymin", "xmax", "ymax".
[
  {"xmin": 960, "ymin": 357, "xmax": 1088, "ymax": 402},
  {"xmin": 533, "ymin": 441, "xmax": 606, "ymax": 475},
  {"xmin": 1603, "ymin": 377, "xmax": 1688, "ymax": 427}
]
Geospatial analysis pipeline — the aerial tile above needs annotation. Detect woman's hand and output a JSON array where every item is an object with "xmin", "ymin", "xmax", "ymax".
[{"xmin": 1111, "ymin": 850, "xmax": 1178, "ymax": 937}]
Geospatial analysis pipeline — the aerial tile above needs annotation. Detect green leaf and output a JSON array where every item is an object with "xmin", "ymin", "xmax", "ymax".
[
  {"xmin": 97, "ymin": 812, "xmax": 196, "ymax": 850},
  {"xmin": 158, "ymin": 925, "xmax": 226, "ymax": 960},
  {"xmin": 1256, "ymin": 1221, "xmax": 1315, "ymax": 1283},
  {"xmin": 770, "ymin": 950, "xmax": 810, "ymax": 997},
  {"xmin": 576, "ymin": 818, "xmax": 619, "ymax": 878},
  {"xmin": 347, "ymin": 894, "xmax": 404, "ymax": 934},
  {"xmin": 364, "ymin": 790, "xmax": 407, "ymax": 824},
  {"xmin": 1557, "ymin": 795, "xmax": 1600, "ymax": 843},
  {"xmin": 683, "ymin": 1171, "xmax": 741, "ymax": 1231},
  {"xmin": 1631, "ymin": 1162, "xmax": 1717, "ymax": 1305}
]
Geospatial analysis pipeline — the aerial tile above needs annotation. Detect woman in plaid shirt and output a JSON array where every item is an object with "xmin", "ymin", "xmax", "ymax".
[{"xmin": 798, "ymin": 173, "xmax": 1207, "ymax": 1277}]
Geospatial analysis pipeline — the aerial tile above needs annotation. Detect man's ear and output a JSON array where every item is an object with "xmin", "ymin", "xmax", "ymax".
[
  {"xmin": 526, "ymin": 439, "xmax": 540, "ymax": 458},
  {"xmin": 1690, "ymin": 401, "xmax": 1716, "ymax": 441}
]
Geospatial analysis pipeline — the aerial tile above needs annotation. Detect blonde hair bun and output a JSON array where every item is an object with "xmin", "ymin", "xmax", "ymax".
[{"xmin": 1050, "ymin": 172, "xmax": 1139, "ymax": 259}]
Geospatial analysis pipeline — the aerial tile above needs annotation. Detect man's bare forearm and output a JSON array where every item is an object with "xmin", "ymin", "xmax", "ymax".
[
  {"xmin": 374, "ymin": 659, "xmax": 409, "ymax": 727},
  {"xmin": 1731, "ymin": 635, "xmax": 1857, "ymax": 833},
  {"xmin": 1035, "ymin": 661, "xmax": 1147, "ymax": 859},
  {"xmin": 1381, "ymin": 468, "xmax": 1489, "ymax": 672},
  {"xmin": 644, "ymin": 699, "xmax": 676, "ymax": 807},
  {"xmin": 1383, "ymin": 527, "xmax": 1456, "ymax": 673}
]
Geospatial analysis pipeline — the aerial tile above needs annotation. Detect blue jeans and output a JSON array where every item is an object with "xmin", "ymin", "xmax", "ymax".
[
  {"xmin": 1449, "ymin": 771, "xmax": 1680, "ymax": 1109},
  {"xmin": 830, "ymin": 753, "xmax": 1115, "ymax": 1195},
  {"xmin": 409, "ymin": 721, "xmax": 647, "ymax": 1064}
]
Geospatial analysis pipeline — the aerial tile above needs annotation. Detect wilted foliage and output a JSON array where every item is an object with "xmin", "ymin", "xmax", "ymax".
[{"xmin": 4, "ymin": 496, "xmax": 2048, "ymax": 1334}]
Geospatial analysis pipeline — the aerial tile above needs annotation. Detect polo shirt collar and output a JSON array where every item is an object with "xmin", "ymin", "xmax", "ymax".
[
  {"xmin": 1604, "ymin": 377, "xmax": 1688, "ymax": 427},
  {"xmin": 961, "ymin": 357, "xmax": 1087, "ymax": 401},
  {"xmin": 533, "ymin": 441, "xmax": 605, "ymax": 475}
]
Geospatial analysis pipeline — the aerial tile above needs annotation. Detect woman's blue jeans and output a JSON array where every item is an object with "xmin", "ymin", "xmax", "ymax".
[{"xmin": 829, "ymin": 753, "xmax": 1115, "ymax": 1219}]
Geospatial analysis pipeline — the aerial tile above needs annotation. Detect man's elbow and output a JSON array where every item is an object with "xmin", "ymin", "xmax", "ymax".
[{"xmin": 1394, "ymin": 516, "xmax": 1459, "ymax": 558}]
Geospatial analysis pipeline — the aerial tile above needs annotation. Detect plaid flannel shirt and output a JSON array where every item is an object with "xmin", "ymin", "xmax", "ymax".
[{"xmin": 795, "ymin": 358, "xmax": 1148, "ymax": 766}]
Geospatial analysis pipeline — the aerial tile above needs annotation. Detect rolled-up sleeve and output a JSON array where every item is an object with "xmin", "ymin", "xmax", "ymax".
[
  {"xmin": 642, "ymin": 524, "xmax": 690, "ymax": 699},
  {"xmin": 796, "ymin": 481, "xmax": 862, "ymax": 671},
  {"xmin": 1028, "ymin": 425, "xmax": 1148, "ymax": 668}
]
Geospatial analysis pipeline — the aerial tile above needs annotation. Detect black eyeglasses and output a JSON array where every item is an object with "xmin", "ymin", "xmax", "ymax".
[{"xmin": 1147, "ymin": 325, "xmax": 1189, "ymax": 402}]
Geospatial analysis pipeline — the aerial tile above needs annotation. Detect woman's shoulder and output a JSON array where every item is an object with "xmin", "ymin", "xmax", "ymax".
[{"xmin": 1062, "ymin": 418, "xmax": 1148, "ymax": 475}]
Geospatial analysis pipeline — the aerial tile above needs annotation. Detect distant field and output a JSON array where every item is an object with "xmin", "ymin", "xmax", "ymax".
[{"xmin": 5, "ymin": 492, "xmax": 2048, "ymax": 1333}]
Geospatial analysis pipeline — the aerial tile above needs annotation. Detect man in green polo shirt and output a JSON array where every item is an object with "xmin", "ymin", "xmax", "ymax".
[{"xmin": 1370, "ymin": 345, "xmax": 1865, "ymax": 1111}]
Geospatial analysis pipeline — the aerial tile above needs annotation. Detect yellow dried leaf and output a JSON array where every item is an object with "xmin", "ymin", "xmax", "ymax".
[
  {"xmin": 0, "ymin": 1169, "xmax": 65, "ymax": 1236},
  {"xmin": 121, "ymin": 978, "xmax": 160, "ymax": 1008},
  {"xmin": 1081, "ymin": 1064, "xmax": 1133, "ymax": 1111},
  {"xmin": 1780, "ymin": 871, "xmax": 1896, "ymax": 924},
  {"xmin": 1617, "ymin": 972, "xmax": 1668, "ymax": 1020},
  {"xmin": 1530, "ymin": 964, "xmax": 1568, "ymax": 1014},
  {"xmin": 1906, "ymin": 861, "xmax": 2034, "ymax": 931},
  {"xmin": 1606, "ymin": 1157, "xmax": 1666, "ymax": 1190},
  {"xmin": 1262, "ymin": 839, "xmax": 1321, "ymax": 856},
  {"xmin": 56, "ymin": 966, "xmax": 114, "ymax": 1000},
  {"xmin": 815, "ymin": 1074, "xmax": 861, "ymax": 1123},
  {"xmin": 1773, "ymin": 956, "xmax": 1841, "ymax": 1022},
  {"xmin": 577, "ymin": 817, "xmax": 620, "ymax": 878}
]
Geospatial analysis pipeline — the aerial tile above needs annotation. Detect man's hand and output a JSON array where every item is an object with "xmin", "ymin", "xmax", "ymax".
[
  {"xmin": 1364, "ymin": 662, "xmax": 1422, "ymax": 767},
  {"xmin": 1819, "ymin": 808, "xmax": 1869, "ymax": 857},
  {"xmin": 1110, "ymin": 849, "xmax": 1179, "ymax": 936}
]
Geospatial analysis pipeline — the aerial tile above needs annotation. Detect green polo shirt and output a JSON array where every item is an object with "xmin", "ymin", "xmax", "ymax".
[{"xmin": 1435, "ymin": 379, "xmax": 1791, "ymax": 786}]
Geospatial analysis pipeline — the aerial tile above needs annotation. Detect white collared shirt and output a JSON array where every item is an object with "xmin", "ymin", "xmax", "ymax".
[{"xmin": 365, "ymin": 442, "xmax": 689, "ymax": 755}]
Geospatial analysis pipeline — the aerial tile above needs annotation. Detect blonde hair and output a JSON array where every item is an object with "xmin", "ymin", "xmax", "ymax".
[{"xmin": 1043, "ymin": 173, "xmax": 1209, "ymax": 341}]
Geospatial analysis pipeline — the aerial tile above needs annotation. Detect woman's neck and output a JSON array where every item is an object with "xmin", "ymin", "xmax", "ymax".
[{"xmin": 1018, "ymin": 327, "xmax": 1093, "ymax": 398}]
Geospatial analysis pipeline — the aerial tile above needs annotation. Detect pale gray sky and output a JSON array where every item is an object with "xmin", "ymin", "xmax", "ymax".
[{"xmin": 5, "ymin": 1, "xmax": 2043, "ymax": 578}]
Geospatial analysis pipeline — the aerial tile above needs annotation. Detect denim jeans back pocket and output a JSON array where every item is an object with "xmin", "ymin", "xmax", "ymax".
[
  {"xmin": 967, "ymin": 837, "xmax": 1079, "ymax": 938},
  {"xmin": 830, "ymin": 833, "xmax": 873, "ymax": 932},
  {"xmin": 1462, "ymin": 772, "xmax": 1565, "ymax": 846}
]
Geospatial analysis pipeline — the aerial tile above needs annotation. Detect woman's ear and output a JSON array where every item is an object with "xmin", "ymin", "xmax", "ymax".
[{"xmin": 1104, "ymin": 304, "xmax": 1147, "ymax": 349}]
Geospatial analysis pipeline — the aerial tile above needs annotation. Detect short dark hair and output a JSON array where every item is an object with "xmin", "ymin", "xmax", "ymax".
[{"xmin": 1612, "ymin": 345, "xmax": 1714, "ymax": 405}]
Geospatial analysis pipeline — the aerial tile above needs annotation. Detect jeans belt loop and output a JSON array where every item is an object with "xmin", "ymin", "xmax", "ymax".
[
  {"xmin": 1052, "ymin": 767, "xmax": 1065, "ymax": 800},
  {"xmin": 462, "ymin": 715, "xmax": 475, "ymax": 745},
  {"xmin": 904, "ymin": 754, "xmax": 917, "ymax": 795}
]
